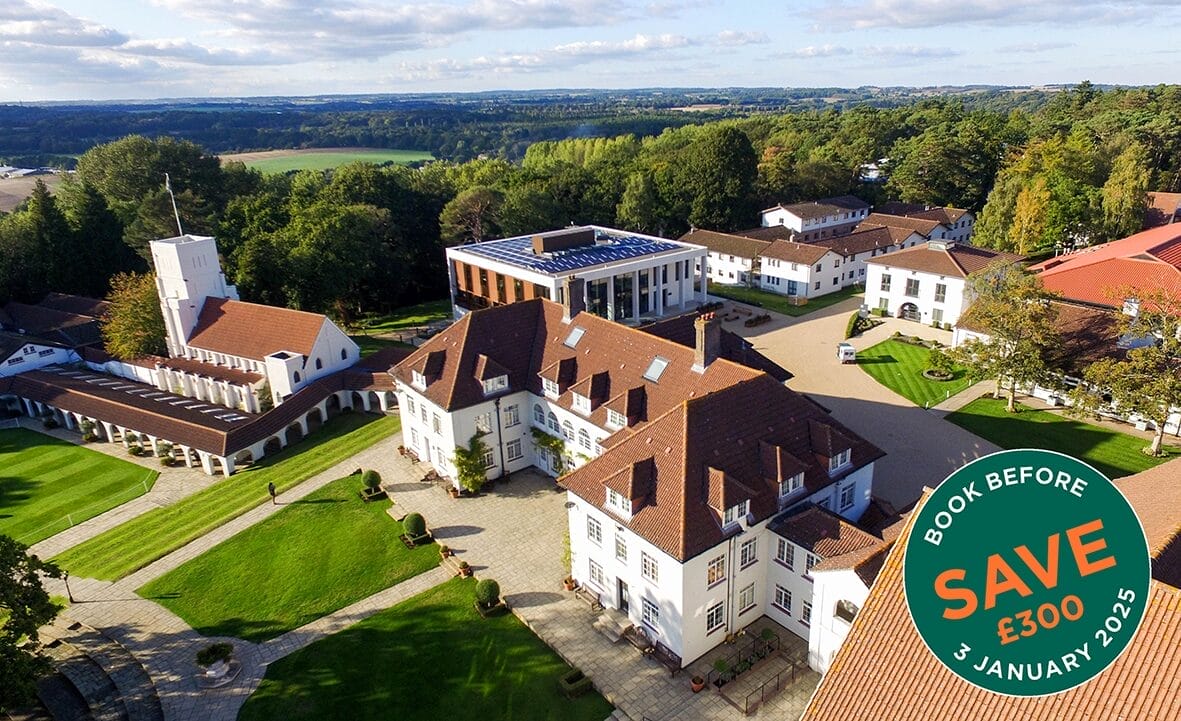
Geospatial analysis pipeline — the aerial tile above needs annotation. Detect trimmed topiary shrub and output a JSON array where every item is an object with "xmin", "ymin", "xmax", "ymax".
[
  {"xmin": 160, "ymin": 455, "xmax": 177, "ymax": 467},
  {"xmin": 403, "ymin": 512, "xmax": 426, "ymax": 537},
  {"xmin": 845, "ymin": 311, "xmax": 860, "ymax": 339},
  {"xmin": 475, "ymin": 579, "xmax": 500, "ymax": 608},
  {"xmin": 128, "ymin": 445, "xmax": 145, "ymax": 456},
  {"xmin": 362, "ymin": 469, "xmax": 382, "ymax": 491}
]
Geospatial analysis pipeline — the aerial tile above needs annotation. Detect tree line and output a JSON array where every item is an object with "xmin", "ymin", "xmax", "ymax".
[{"xmin": 1, "ymin": 83, "xmax": 1178, "ymax": 323}]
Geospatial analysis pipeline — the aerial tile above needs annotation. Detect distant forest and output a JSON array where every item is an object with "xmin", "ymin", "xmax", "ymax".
[
  {"xmin": 0, "ymin": 86, "xmax": 1058, "ymax": 166},
  {"xmin": 2, "ymin": 82, "xmax": 1179, "ymax": 327}
]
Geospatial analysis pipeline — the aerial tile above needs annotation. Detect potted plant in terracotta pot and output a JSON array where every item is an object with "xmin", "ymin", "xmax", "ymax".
[
  {"xmin": 458, "ymin": 560, "xmax": 472, "ymax": 578},
  {"xmin": 690, "ymin": 675, "xmax": 706, "ymax": 693},
  {"xmin": 439, "ymin": 544, "xmax": 452, "ymax": 559},
  {"xmin": 562, "ymin": 575, "xmax": 577, "ymax": 591}
]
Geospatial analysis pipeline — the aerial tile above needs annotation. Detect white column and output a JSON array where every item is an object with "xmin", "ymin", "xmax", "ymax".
[{"xmin": 631, "ymin": 270, "xmax": 639, "ymax": 320}]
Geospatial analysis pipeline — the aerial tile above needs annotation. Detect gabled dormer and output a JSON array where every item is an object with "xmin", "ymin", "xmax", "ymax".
[
  {"xmin": 473, "ymin": 353, "xmax": 510, "ymax": 396},
  {"xmin": 707, "ymin": 466, "xmax": 757, "ymax": 531},
  {"xmin": 809, "ymin": 420, "xmax": 855, "ymax": 476},
  {"xmin": 537, "ymin": 356, "xmax": 577, "ymax": 399},
  {"xmin": 760, "ymin": 441, "xmax": 808, "ymax": 505},
  {"xmin": 604, "ymin": 385, "xmax": 646, "ymax": 430},
  {"xmin": 601, "ymin": 457, "xmax": 655, "ymax": 521},
  {"xmin": 411, "ymin": 349, "xmax": 446, "ymax": 390},
  {"xmin": 569, "ymin": 371, "xmax": 610, "ymax": 416}
]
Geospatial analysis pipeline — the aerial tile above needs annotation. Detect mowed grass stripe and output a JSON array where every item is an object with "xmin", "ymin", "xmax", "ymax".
[
  {"xmin": 0, "ymin": 429, "xmax": 158, "ymax": 545},
  {"xmin": 857, "ymin": 338, "xmax": 972, "ymax": 407},
  {"xmin": 139, "ymin": 475, "xmax": 439, "ymax": 642},
  {"xmin": 53, "ymin": 413, "xmax": 399, "ymax": 580}
]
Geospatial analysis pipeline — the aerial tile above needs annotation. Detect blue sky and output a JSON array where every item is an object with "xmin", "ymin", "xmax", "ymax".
[{"xmin": 1, "ymin": 1, "xmax": 1178, "ymax": 101}]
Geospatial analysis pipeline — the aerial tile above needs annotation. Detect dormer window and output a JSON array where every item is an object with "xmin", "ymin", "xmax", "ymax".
[
  {"xmin": 411, "ymin": 370, "xmax": 426, "ymax": 389},
  {"xmin": 723, "ymin": 500, "xmax": 749, "ymax": 528},
  {"xmin": 829, "ymin": 449, "xmax": 851, "ymax": 473},
  {"xmin": 778, "ymin": 472, "xmax": 804, "ymax": 498},
  {"xmin": 606, "ymin": 408, "xmax": 626, "ymax": 429},
  {"xmin": 605, "ymin": 488, "xmax": 631, "ymax": 517},
  {"xmin": 572, "ymin": 393, "xmax": 591, "ymax": 415},
  {"xmin": 482, "ymin": 375, "xmax": 508, "ymax": 395},
  {"xmin": 542, "ymin": 378, "xmax": 559, "ymax": 398}
]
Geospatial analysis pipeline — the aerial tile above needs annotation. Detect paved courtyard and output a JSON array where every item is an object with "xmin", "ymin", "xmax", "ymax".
[{"xmin": 721, "ymin": 295, "xmax": 1001, "ymax": 508}]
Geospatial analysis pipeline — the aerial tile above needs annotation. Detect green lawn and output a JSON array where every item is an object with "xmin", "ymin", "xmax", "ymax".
[
  {"xmin": 858, "ymin": 339, "xmax": 973, "ymax": 407},
  {"xmin": 239, "ymin": 578, "xmax": 614, "ymax": 721},
  {"xmin": 348, "ymin": 335, "xmax": 415, "ymax": 359},
  {"xmin": 241, "ymin": 149, "xmax": 435, "ymax": 174},
  {"xmin": 138, "ymin": 475, "xmax": 437, "ymax": 642},
  {"xmin": 708, "ymin": 282, "xmax": 863, "ymax": 317},
  {"xmin": 0, "ymin": 429, "xmax": 158, "ymax": 545},
  {"xmin": 945, "ymin": 397, "xmax": 1178, "ymax": 479},
  {"xmin": 360, "ymin": 299, "xmax": 452, "ymax": 333},
  {"xmin": 54, "ymin": 413, "xmax": 399, "ymax": 580}
]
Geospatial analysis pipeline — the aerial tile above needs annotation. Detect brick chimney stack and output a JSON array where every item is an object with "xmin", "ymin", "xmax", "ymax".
[
  {"xmin": 563, "ymin": 276, "xmax": 586, "ymax": 322},
  {"xmin": 694, "ymin": 312, "xmax": 722, "ymax": 372}
]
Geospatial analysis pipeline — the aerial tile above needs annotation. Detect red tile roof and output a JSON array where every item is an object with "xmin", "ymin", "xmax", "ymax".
[
  {"xmin": 186, "ymin": 298, "xmax": 330, "ymax": 360},
  {"xmin": 37, "ymin": 293, "xmax": 110, "ymax": 319},
  {"xmin": 1029, "ymin": 225, "xmax": 1181, "ymax": 307},
  {"xmin": 762, "ymin": 196, "xmax": 869, "ymax": 220},
  {"xmin": 813, "ymin": 225, "xmax": 913, "ymax": 256},
  {"xmin": 1117, "ymin": 459, "xmax": 1181, "ymax": 588},
  {"xmin": 866, "ymin": 241, "xmax": 1022, "ymax": 278},
  {"xmin": 560, "ymin": 373, "xmax": 885, "ymax": 561},
  {"xmin": 860, "ymin": 212, "xmax": 947, "ymax": 236},
  {"xmin": 639, "ymin": 312, "xmax": 793, "ymax": 382},
  {"xmin": 679, "ymin": 229, "xmax": 771, "ymax": 259},
  {"xmin": 759, "ymin": 239, "xmax": 833, "ymax": 265},
  {"xmin": 1144, "ymin": 191, "xmax": 1181, "ymax": 229},
  {"xmin": 802, "ymin": 498, "xmax": 1181, "ymax": 721},
  {"xmin": 771, "ymin": 505, "xmax": 883, "ymax": 559}
]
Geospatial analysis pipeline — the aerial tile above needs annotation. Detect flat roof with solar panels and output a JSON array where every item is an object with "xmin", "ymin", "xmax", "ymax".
[{"xmin": 454, "ymin": 226, "xmax": 698, "ymax": 276}]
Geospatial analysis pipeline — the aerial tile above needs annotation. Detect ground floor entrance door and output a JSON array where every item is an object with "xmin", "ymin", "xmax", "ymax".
[
  {"xmin": 617, "ymin": 578, "xmax": 630, "ymax": 614},
  {"xmin": 900, "ymin": 302, "xmax": 920, "ymax": 322}
]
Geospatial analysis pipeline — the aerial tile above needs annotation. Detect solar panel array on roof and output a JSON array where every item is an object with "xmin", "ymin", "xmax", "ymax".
[
  {"xmin": 42, "ymin": 367, "xmax": 252, "ymax": 424},
  {"xmin": 459, "ymin": 228, "xmax": 686, "ymax": 274}
]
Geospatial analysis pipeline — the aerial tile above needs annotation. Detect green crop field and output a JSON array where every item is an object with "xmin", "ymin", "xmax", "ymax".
[
  {"xmin": 0, "ymin": 428, "xmax": 157, "ymax": 545},
  {"xmin": 222, "ymin": 148, "xmax": 434, "ymax": 174}
]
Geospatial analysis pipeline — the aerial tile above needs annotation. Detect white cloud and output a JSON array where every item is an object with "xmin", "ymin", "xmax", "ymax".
[
  {"xmin": 820, "ymin": 0, "xmax": 1179, "ymax": 30},
  {"xmin": 862, "ymin": 45, "xmax": 961, "ymax": 58},
  {"xmin": 790, "ymin": 44, "xmax": 853, "ymax": 58},
  {"xmin": 0, "ymin": 1, "xmax": 127, "ymax": 47},
  {"xmin": 120, "ymin": 39, "xmax": 290, "ymax": 66},
  {"xmin": 714, "ymin": 31, "xmax": 770, "ymax": 47},
  {"xmin": 998, "ymin": 41, "xmax": 1074, "ymax": 53}
]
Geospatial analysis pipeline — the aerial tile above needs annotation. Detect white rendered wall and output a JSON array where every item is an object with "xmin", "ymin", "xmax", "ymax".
[
  {"xmin": 808, "ymin": 568, "xmax": 870, "ymax": 672},
  {"xmin": 864, "ymin": 262, "xmax": 968, "ymax": 326},
  {"xmin": 150, "ymin": 236, "xmax": 238, "ymax": 358},
  {"xmin": 0, "ymin": 345, "xmax": 78, "ymax": 377}
]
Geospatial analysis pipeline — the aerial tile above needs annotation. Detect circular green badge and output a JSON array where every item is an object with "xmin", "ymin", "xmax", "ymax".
[{"xmin": 903, "ymin": 449, "xmax": 1150, "ymax": 696}]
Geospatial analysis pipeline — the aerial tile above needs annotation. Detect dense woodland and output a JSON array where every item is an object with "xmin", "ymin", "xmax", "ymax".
[{"xmin": 1, "ymin": 83, "xmax": 1178, "ymax": 324}]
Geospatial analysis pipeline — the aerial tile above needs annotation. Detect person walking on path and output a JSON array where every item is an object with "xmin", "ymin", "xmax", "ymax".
[{"xmin": 268, "ymin": 482, "xmax": 277, "ymax": 505}]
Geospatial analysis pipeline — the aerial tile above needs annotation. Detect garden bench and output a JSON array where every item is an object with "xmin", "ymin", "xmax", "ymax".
[
  {"xmin": 650, "ymin": 642, "xmax": 682, "ymax": 676},
  {"xmin": 573, "ymin": 585, "xmax": 603, "ymax": 612}
]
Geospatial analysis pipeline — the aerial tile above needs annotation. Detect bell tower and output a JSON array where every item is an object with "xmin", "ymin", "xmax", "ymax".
[{"xmin": 149, "ymin": 235, "xmax": 239, "ymax": 358}]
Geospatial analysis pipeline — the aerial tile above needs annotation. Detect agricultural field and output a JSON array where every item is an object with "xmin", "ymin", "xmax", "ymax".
[
  {"xmin": 0, "ymin": 173, "xmax": 66, "ymax": 212},
  {"xmin": 219, "ymin": 148, "xmax": 434, "ymax": 173}
]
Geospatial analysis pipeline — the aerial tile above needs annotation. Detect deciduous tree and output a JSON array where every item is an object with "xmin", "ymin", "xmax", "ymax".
[
  {"xmin": 1101, "ymin": 142, "xmax": 1150, "ymax": 240},
  {"xmin": 949, "ymin": 263, "xmax": 1059, "ymax": 412},
  {"xmin": 439, "ymin": 186, "xmax": 503, "ymax": 245},
  {"xmin": 101, "ymin": 272, "xmax": 167, "ymax": 359},
  {"xmin": 0, "ymin": 536, "xmax": 62, "ymax": 712}
]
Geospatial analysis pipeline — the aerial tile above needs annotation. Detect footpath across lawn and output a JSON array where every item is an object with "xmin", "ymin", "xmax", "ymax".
[
  {"xmin": 858, "ymin": 338, "xmax": 972, "ymax": 407},
  {"xmin": 708, "ymin": 283, "xmax": 862, "ymax": 317},
  {"xmin": 0, "ymin": 428, "xmax": 158, "ymax": 545},
  {"xmin": 54, "ymin": 413, "xmax": 399, "ymax": 581},
  {"xmin": 945, "ymin": 397, "xmax": 1177, "ymax": 478},
  {"xmin": 239, "ymin": 577, "xmax": 614, "ymax": 721},
  {"xmin": 139, "ymin": 474, "xmax": 436, "ymax": 641}
]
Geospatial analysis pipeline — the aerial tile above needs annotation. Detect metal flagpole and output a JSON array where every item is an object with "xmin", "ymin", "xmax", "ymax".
[{"xmin": 164, "ymin": 172, "xmax": 184, "ymax": 236}]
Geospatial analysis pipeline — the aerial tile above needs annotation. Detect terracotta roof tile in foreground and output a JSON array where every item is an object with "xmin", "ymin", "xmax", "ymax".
[
  {"xmin": 1117, "ymin": 458, "xmax": 1181, "ymax": 588},
  {"xmin": 802, "ymin": 498, "xmax": 1181, "ymax": 721},
  {"xmin": 771, "ymin": 504, "xmax": 883, "ymax": 559},
  {"xmin": 186, "ymin": 297, "xmax": 329, "ymax": 360}
]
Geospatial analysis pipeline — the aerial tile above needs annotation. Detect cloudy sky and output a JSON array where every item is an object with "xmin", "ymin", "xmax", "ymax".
[{"xmin": 1, "ymin": 1, "xmax": 1178, "ymax": 101}]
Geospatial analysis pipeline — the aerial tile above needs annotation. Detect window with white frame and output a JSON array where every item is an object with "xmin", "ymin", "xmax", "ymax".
[
  {"xmin": 587, "ymin": 516, "xmax": 602, "ymax": 545},
  {"xmin": 503, "ymin": 404, "xmax": 520, "ymax": 427},
  {"xmin": 533, "ymin": 404, "xmax": 545, "ymax": 425},
  {"xmin": 475, "ymin": 412, "xmax": 492, "ymax": 434},
  {"xmin": 606, "ymin": 408, "xmax": 626, "ymax": 429},
  {"xmin": 707, "ymin": 555, "xmax": 725, "ymax": 585},
  {"xmin": 802, "ymin": 600, "xmax": 813, "ymax": 624},
  {"xmin": 432, "ymin": 413, "xmax": 441, "ymax": 434},
  {"xmin": 410, "ymin": 428, "xmax": 419, "ymax": 448},
  {"xmin": 615, "ymin": 530, "xmax": 627, "ymax": 562},
  {"xmin": 932, "ymin": 308, "xmax": 944, "ymax": 324},
  {"xmin": 905, "ymin": 278, "xmax": 920, "ymax": 297},
  {"xmin": 774, "ymin": 585, "xmax": 792, "ymax": 615},
  {"xmin": 588, "ymin": 559, "xmax": 605, "ymax": 588},
  {"xmin": 738, "ymin": 583, "xmax": 756, "ymax": 614},
  {"xmin": 578, "ymin": 428, "xmax": 591, "ymax": 450},
  {"xmin": 880, "ymin": 273, "xmax": 891, "ymax": 292},
  {"xmin": 706, "ymin": 602, "xmax": 725, "ymax": 634},
  {"xmin": 482, "ymin": 375, "xmax": 508, "ymax": 395},
  {"xmin": 572, "ymin": 393, "xmax": 591, "ymax": 414},
  {"xmin": 829, "ymin": 449, "xmax": 851, "ymax": 472},
  {"xmin": 542, "ymin": 378, "xmax": 559, "ymax": 398},
  {"xmin": 506, "ymin": 438, "xmax": 523, "ymax": 461},
  {"xmin": 935, "ymin": 283, "xmax": 947, "ymax": 303},
  {"xmin": 839, "ymin": 484, "xmax": 856, "ymax": 511},
  {"xmin": 407, "ymin": 398, "xmax": 416, "ymax": 415},
  {"xmin": 642, "ymin": 597, "xmax": 659, "ymax": 628},
  {"xmin": 547, "ymin": 412, "xmax": 559, "ymax": 433},
  {"xmin": 481, "ymin": 448, "xmax": 495, "ymax": 468},
  {"xmin": 605, "ymin": 488, "xmax": 631, "ymax": 516},
  {"xmin": 561, "ymin": 420, "xmax": 574, "ymax": 441},
  {"xmin": 805, "ymin": 552, "xmax": 819, "ymax": 577},
  {"xmin": 776, "ymin": 538, "xmax": 794, "ymax": 569},
  {"xmin": 778, "ymin": 472, "xmax": 804, "ymax": 498},
  {"xmin": 723, "ymin": 500, "xmax": 749, "ymax": 527},
  {"xmin": 420, "ymin": 406, "xmax": 427, "ymax": 423},
  {"xmin": 411, "ymin": 370, "xmax": 426, "ymax": 389},
  {"xmin": 740, "ymin": 537, "xmax": 757, "ymax": 568},
  {"xmin": 641, "ymin": 552, "xmax": 658, "ymax": 583}
]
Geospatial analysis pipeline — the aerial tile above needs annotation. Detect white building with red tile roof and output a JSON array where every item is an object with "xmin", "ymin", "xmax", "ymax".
[{"xmin": 392, "ymin": 288, "xmax": 887, "ymax": 669}]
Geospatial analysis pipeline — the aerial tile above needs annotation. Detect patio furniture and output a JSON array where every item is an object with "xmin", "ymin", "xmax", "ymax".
[
  {"xmin": 650, "ymin": 642, "xmax": 682, "ymax": 676},
  {"xmin": 623, "ymin": 625, "xmax": 654, "ymax": 655},
  {"xmin": 573, "ymin": 585, "xmax": 603, "ymax": 612}
]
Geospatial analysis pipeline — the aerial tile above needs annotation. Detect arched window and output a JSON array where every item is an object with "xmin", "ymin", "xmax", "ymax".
[
  {"xmin": 315, "ymin": 358, "xmax": 323, "ymax": 370},
  {"xmin": 293, "ymin": 371, "xmax": 301, "ymax": 383},
  {"xmin": 578, "ymin": 428, "xmax": 591, "ymax": 450},
  {"xmin": 548, "ymin": 412, "xmax": 559, "ymax": 433},
  {"xmin": 561, "ymin": 420, "xmax": 574, "ymax": 441},
  {"xmin": 533, "ymin": 404, "xmax": 545, "ymax": 425},
  {"xmin": 340, "ymin": 348, "xmax": 348, "ymax": 360}
]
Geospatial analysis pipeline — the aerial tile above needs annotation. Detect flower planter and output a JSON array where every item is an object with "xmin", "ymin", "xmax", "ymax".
[
  {"xmin": 690, "ymin": 676, "xmax": 706, "ymax": 693},
  {"xmin": 558, "ymin": 669, "xmax": 593, "ymax": 699}
]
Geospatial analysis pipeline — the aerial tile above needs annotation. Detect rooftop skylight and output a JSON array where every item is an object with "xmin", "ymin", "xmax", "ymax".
[
  {"xmin": 564, "ymin": 326, "xmax": 586, "ymax": 348},
  {"xmin": 643, "ymin": 356, "xmax": 670, "ymax": 382}
]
